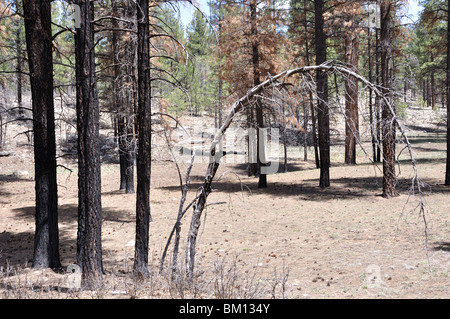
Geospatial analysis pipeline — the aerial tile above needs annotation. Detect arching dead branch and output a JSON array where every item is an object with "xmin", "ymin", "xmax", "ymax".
[{"xmin": 184, "ymin": 60, "xmax": 428, "ymax": 279}]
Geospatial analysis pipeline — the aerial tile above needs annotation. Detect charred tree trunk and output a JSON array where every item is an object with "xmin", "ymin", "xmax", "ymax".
[
  {"xmin": 134, "ymin": 0, "xmax": 152, "ymax": 278},
  {"xmin": 112, "ymin": 0, "xmax": 136, "ymax": 194},
  {"xmin": 302, "ymin": 0, "xmax": 319, "ymax": 168},
  {"xmin": 314, "ymin": 0, "xmax": 330, "ymax": 188},
  {"xmin": 375, "ymin": 27, "xmax": 381, "ymax": 162},
  {"xmin": 218, "ymin": 0, "xmax": 224, "ymax": 128},
  {"xmin": 380, "ymin": 0, "xmax": 398, "ymax": 198},
  {"xmin": 74, "ymin": 0, "xmax": 103, "ymax": 289},
  {"xmin": 344, "ymin": 27, "xmax": 359, "ymax": 165},
  {"xmin": 303, "ymin": 96, "xmax": 308, "ymax": 161},
  {"xmin": 23, "ymin": 0, "xmax": 61, "ymax": 270},
  {"xmin": 310, "ymin": 90, "xmax": 320, "ymax": 168},
  {"xmin": 250, "ymin": 0, "xmax": 267, "ymax": 188},
  {"xmin": 15, "ymin": 25, "xmax": 23, "ymax": 117},
  {"xmin": 112, "ymin": 1, "xmax": 126, "ymax": 191},
  {"xmin": 431, "ymin": 54, "xmax": 436, "ymax": 110},
  {"xmin": 445, "ymin": 0, "xmax": 450, "ymax": 185},
  {"xmin": 368, "ymin": 27, "xmax": 377, "ymax": 163}
]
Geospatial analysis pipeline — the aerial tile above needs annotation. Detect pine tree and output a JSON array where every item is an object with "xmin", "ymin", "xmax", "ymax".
[
  {"xmin": 152, "ymin": 4, "xmax": 189, "ymax": 117},
  {"xmin": 74, "ymin": 0, "xmax": 103, "ymax": 289},
  {"xmin": 341, "ymin": 1, "xmax": 362, "ymax": 165},
  {"xmin": 23, "ymin": 0, "xmax": 61, "ymax": 270},
  {"xmin": 185, "ymin": 10, "xmax": 217, "ymax": 116},
  {"xmin": 288, "ymin": 0, "xmax": 320, "ymax": 167},
  {"xmin": 315, "ymin": 0, "xmax": 330, "ymax": 188},
  {"xmin": 111, "ymin": 0, "xmax": 136, "ymax": 194},
  {"xmin": 446, "ymin": 0, "xmax": 450, "ymax": 185},
  {"xmin": 220, "ymin": 0, "xmax": 285, "ymax": 187},
  {"xmin": 380, "ymin": 0, "xmax": 399, "ymax": 198},
  {"xmin": 134, "ymin": 0, "xmax": 152, "ymax": 278}
]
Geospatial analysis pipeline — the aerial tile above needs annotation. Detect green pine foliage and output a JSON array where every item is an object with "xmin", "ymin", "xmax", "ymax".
[{"xmin": 185, "ymin": 10, "xmax": 217, "ymax": 116}]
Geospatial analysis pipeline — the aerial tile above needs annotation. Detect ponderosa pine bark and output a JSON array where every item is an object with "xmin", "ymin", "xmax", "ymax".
[
  {"xmin": 380, "ymin": 0, "xmax": 398, "ymax": 198},
  {"xmin": 112, "ymin": 0, "xmax": 135, "ymax": 194},
  {"xmin": 445, "ymin": 0, "xmax": 450, "ymax": 185},
  {"xmin": 74, "ymin": 0, "xmax": 103, "ymax": 289},
  {"xmin": 375, "ymin": 27, "xmax": 381, "ymax": 162},
  {"xmin": 250, "ymin": 0, "xmax": 267, "ymax": 188},
  {"xmin": 344, "ymin": 25, "xmax": 359, "ymax": 165},
  {"xmin": 301, "ymin": 0, "xmax": 320, "ymax": 168},
  {"xmin": 134, "ymin": 0, "xmax": 152, "ymax": 278},
  {"xmin": 368, "ymin": 26, "xmax": 377, "ymax": 163},
  {"xmin": 314, "ymin": 0, "xmax": 330, "ymax": 188},
  {"xmin": 15, "ymin": 23, "xmax": 23, "ymax": 117},
  {"xmin": 23, "ymin": 0, "xmax": 61, "ymax": 269}
]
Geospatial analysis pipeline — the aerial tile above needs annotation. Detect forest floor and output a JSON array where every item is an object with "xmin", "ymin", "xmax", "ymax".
[{"xmin": 0, "ymin": 102, "xmax": 449, "ymax": 299}]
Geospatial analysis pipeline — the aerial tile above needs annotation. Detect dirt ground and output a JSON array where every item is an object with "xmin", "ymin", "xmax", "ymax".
[{"xmin": 0, "ymin": 104, "xmax": 449, "ymax": 299}]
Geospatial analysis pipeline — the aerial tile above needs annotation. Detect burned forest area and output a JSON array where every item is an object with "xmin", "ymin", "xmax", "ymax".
[{"xmin": 0, "ymin": 0, "xmax": 449, "ymax": 301}]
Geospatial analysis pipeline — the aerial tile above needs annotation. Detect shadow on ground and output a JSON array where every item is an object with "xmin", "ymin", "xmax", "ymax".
[{"xmin": 1, "ymin": 204, "xmax": 133, "ymax": 268}]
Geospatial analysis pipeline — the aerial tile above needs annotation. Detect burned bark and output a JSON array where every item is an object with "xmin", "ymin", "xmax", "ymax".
[
  {"xmin": 134, "ymin": 0, "xmax": 152, "ymax": 278},
  {"xmin": 74, "ymin": 0, "xmax": 103, "ymax": 289},
  {"xmin": 314, "ymin": 0, "xmax": 330, "ymax": 187},
  {"xmin": 446, "ymin": 0, "xmax": 450, "ymax": 185},
  {"xmin": 250, "ymin": 0, "xmax": 267, "ymax": 188},
  {"xmin": 344, "ymin": 27, "xmax": 359, "ymax": 165},
  {"xmin": 112, "ymin": 0, "xmax": 136, "ymax": 194},
  {"xmin": 23, "ymin": 0, "xmax": 61, "ymax": 269},
  {"xmin": 380, "ymin": 0, "xmax": 399, "ymax": 198}
]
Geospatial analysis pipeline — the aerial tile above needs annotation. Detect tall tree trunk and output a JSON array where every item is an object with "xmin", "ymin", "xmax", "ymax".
[
  {"xmin": 431, "ymin": 53, "xmax": 436, "ymax": 110},
  {"xmin": 218, "ymin": 0, "xmax": 223, "ymax": 128},
  {"xmin": 23, "ymin": 0, "xmax": 61, "ymax": 270},
  {"xmin": 303, "ymin": 96, "xmax": 308, "ymax": 161},
  {"xmin": 344, "ymin": 26, "xmax": 359, "ymax": 165},
  {"xmin": 445, "ymin": 0, "xmax": 450, "ymax": 185},
  {"xmin": 113, "ymin": 0, "xmax": 135, "ymax": 194},
  {"xmin": 15, "ymin": 25, "xmax": 23, "ymax": 117},
  {"xmin": 250, "ymin": 0, "xmax": 267, "ymax": 188},
  {"xmin": 380, "ymin": 0, "xmax": 398, "ymax": 198},
  {"xmin": 127, "ymin": 2, "xmax": 138, "ymax": 195},
  {"xmin": 135, "ymin": 0, "xmax": 152, "ymax": 278},
  {"xmin": 303, "ymin": 0, "xmax": 319, "ymax": 167},
  {"xmin": 368, "ymin": 27, "xmax": 377, "ymax": 163},
  {"xmin": 314, "ymin": 0, "xmax": 330, "ymax": 188},
  {"xmin": 309, "ymin": 88, "xmax": 320, "ymax": 168},
  {"xmin": 74, "ymin": 0, "xmax": 103, "ymax": 289},
  {"xmin": 112, "ymin": 0, "xmax": 126, "ymax": 191},
  {"xmin": 375, "ymin": 27, "xmax": 381, "ymax": 162},
  {"xmin": 247, "ymin": 106, "xmax": 257, "ymax": 176}
]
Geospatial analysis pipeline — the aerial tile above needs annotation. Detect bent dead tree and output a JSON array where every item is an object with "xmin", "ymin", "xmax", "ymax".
[{"xmin": 185, "ymin": 61, "xmax": 424, "ymax": 278}]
